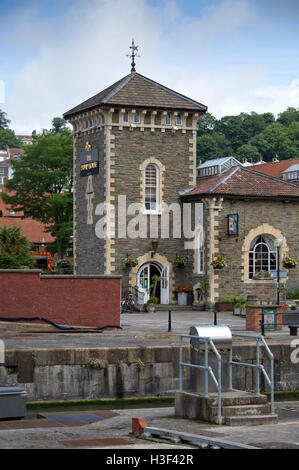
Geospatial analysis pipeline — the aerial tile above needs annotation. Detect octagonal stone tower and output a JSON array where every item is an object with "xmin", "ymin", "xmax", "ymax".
[{"xmin": 64, "ymin": 71, "xmax": 207, "ymax": 304}]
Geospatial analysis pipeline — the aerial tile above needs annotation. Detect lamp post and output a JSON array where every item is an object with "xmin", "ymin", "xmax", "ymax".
[{"xmin": 274, "ymin": 238, "xmax": 283, "ymax": 305}]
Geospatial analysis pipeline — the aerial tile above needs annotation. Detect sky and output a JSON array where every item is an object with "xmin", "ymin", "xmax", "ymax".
[{"xmin": 0, "ymin": 0, "xmax": 298, "ymax": 134}]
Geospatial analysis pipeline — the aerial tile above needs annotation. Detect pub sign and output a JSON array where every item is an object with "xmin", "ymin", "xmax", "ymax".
[{"xmin": 80, "ymin": 142, "xmax": 99, "ymax": 177}]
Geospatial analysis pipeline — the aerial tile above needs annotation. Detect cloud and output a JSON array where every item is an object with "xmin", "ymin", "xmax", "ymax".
[{"xmin": 1, "ymin": 0, "xmax": 298, "ymax": 133}]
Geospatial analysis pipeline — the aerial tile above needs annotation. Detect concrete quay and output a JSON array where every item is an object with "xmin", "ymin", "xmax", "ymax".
[{"xmin": 0, "ymin": 310, "xmax": 299, "ymax": 450}]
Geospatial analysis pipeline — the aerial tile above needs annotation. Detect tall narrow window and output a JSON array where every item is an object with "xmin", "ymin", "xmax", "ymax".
[
  {"xmin": 144, "ymin": 164, "xmax": 158, "ymax": 212},
  {"xmin": 123, "ymin": 111, "xmax": 129, "ymax": 123},
  {"xmin": 134, "ymin": 111, "xmax": 140, "ymax": 123},
  {"xmin": 165, "ymin": 113, "xmax": 171, "ymax": 125},
  {"xmin": 175, "ymin": 114, "xmax": 182, "ymax": 126},
  {"xmin": 197, "ymin": 230, "xmax": 203, "ymax": 274}
]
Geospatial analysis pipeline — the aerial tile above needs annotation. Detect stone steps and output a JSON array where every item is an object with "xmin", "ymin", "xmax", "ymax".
[
  {"xmin": 207, "ymin": 390, "xmax": 269, "ymax": 407},
  {"xmin": 224, "ymin": 414, "xmax": 278, "ymax": 426},
  {"xmin": 175, "ymin": 390, "xmax": 278, "ymax": 426},
  {"xmin": 219, "ymin": 403, "xmax": 271, "ymax": 417}
]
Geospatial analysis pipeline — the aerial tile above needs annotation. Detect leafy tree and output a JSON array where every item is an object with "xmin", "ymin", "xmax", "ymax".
[
  {"xmin": 2, "ymin": 128, "xmax": 73, "ymax": 258},
  {"xmin": 197, "ymin": 112, "xmax": 217, "ymax": 135},
  {"xmin": 197, "ymin": 133, "xmax": 233, "ymax": 164},
  {"xmin": 0, "ymin": 108, "xmax": 23, "ymax": 149},
  {"xmin": 0, "ymin": 128, "xmax": 23, "ymax": 150},
  {"xmin": 51, "ymin": 117, "xmax": 68, "ymax": 134},
  {"xmin": 0, "ymin": 226, "xmax": 35, "ymax": 268},
  {"xmin": 251, "ymin": 123, "xmax": 296, "ymax": 161},
  {"xmin": 277, "ymin": 107, "xmax": 299, "ymax": 127},
  {"xmin": 237, "ymin": 144, "xmax": 261, "ymax": 163},
  {"xmin": 0, "ymin": 110, "xmax": 10, "ymax": 129}
]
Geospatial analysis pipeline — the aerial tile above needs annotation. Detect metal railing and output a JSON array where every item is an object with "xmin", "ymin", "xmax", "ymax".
[
  {"xmin": 228, "ymin": 333, "xmax": 275, "ymax": 414},
  {"xmin": 179, "ymin": 334, "xmax": 222, "ymax": 420},
  {"xmin": 179, "ymin": 332, "xmax": 275, "ymax": 420}
]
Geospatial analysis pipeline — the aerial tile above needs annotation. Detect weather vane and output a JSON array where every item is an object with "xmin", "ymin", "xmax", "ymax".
[{"xmin": 127, "ymin": 39, "xmax": 140, "ymax": 72}]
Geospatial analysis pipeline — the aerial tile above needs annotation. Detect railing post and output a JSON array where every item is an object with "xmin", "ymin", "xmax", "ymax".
[
  {"xmin": 179, "ymin": 335, "xmax": 183, "ymax": 391},
  {"xmin": 204, "ymin": 339, "xmax": 209, "ymax": 397},
  {"xmin": 228, "ymin": 348, "xmax": 233, "ymax": 390},
  {"xmin": 256, "ymin": 337, "xmax": 260, "ymax": 394}
]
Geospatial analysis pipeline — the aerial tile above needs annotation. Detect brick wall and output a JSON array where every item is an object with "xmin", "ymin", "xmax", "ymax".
[{"xmin": 0, "ymin": 270, "xmax": 121, "ymax": 327}]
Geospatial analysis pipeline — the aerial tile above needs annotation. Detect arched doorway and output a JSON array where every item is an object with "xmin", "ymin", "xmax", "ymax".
[{"xmin": 137, "ymin": 262, "xmax": 169, "ymax": 304}]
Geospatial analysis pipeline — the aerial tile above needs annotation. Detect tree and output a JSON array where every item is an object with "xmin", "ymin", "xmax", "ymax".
[
  {"xmin": 277, "ymin": 107, "xmax": 299, "ymax": 127},
  {"xmin": 0, "ymin": 110, "xmax": 10, "ymax": 129},
  {"xmin": 252, "ymin": 123, "xmax": 296, "ymax": 161},
  {"xmin": 51, "ymin": 117, "xmax": 68, "ymax": 134},
  {"xmin": 0, "ymin": 108, "xmax": 23, "ymax": 149},
  {"xmin": 0, "ymin": 226, "xmax": 35, "ymax": 268},
  {"xmin": 237, "ymin": 144, "xmax": 261, "ymax": 163},
  {"xmin": 197, "ymin": 133, "xmax": 233, "ymax": 164},
  {"xmin": 2, "ymin": 128, "xmax": 73, "ymax": 258}
]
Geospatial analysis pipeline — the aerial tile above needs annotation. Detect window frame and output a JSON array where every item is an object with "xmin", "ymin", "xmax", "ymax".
[{"xmin": 144, "ymin": 163, "xmax": 159, "ymax": 214}]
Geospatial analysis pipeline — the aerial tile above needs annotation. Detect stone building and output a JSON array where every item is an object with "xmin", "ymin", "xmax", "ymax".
[
  {"xmin": 64, "ymin": 68, "xmax": 299, "ymax": 307},
  {"xmin": 182, "ymin": 162, "xmax": 299, "ymax": 304},
  {"xmin": 64, "ymin": 70, "xmax": 207, "ymax": 305}
]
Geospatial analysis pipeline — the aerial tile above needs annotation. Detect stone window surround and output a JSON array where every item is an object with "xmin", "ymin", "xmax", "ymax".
[
  {"xmin": 140, "ymin": 158, "xmax": 165, "ymax": 215},
  {"xmin": 241, "ymin": 223, "xmax": 288, "ymax": 284}
]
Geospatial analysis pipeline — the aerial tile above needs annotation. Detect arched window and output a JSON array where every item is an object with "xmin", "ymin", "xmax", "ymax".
[
  {"xmin": 249, "ymin": 235, "xmax": 276, "ymax": 278},
  {"xmin": 144, "ymin": 164, "xmax": 158, "ymax": 212}
]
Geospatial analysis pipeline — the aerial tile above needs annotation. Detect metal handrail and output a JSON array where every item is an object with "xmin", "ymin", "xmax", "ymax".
[
  {"xmin": 179, "ymin": 333, "xmax": 222, "ymax": 420},
  {"xmin": 229, "ymin": 333, "xmax": 275, "ymax": 414}
]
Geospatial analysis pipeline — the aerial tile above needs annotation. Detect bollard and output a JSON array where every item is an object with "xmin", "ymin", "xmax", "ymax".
[
  {"xmin": 214, "ymin": 311, "xmax": 217, "ymax": 325},
  {"xmin": 260, "ymin": 312, "xmax": 265, "ymax": 337},
  {"xmin": 168, "ymin": 310, "xmax": 172, "ymax": 332}
]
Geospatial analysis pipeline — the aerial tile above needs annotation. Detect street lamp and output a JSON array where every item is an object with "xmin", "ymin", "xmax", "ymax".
[{"xmin": 274, "ymin": 238, "xmax": 283, "ymax": 305}]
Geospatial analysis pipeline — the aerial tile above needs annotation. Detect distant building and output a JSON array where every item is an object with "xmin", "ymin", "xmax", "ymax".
[{"xmin": 16, "ymin": 135, "xmax": 33, "ymax": 145}]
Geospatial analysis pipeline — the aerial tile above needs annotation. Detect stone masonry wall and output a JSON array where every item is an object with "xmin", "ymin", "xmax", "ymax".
[{"xmin": 213, "ymin": 198, "xmax": 299, "ymax": 302}]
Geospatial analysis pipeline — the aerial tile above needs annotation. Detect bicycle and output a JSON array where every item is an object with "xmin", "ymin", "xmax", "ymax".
[{"xmin": 121, "ymin": 292, "xmax": 135, "ymax": 313}]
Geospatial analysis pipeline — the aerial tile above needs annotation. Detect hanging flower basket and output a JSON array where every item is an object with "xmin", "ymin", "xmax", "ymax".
[
  {"xmin": 283, "ymin": 256, "xmax": 298, "ymax": 269},
  {"xmin": 122, "ymin": 256, "xmax": 139, "ymax": 268},
  {"xmin": 211, "ymin": 256, "xmax": 227, "ymax": 270},
  {"xmin": 173, "ymin": 256, "xmax": 189, "ymax": 267}
]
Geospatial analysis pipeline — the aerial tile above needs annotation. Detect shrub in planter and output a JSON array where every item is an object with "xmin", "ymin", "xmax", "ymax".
[
  {"xmin": 215, "ymin": 297, "xmax": 235, "ymax": 312},
  {"xmin": 55, "ymin": 258, "xmax": 73, "ymax": 274},
  {"xmin": 283, "ymin": 256, "xmax": 298, "ymax": 269},
  {"xmin": 211, "ymin": 256, "xmax": 227, "ymax": 269},
  {"xmin": 123, "ymin": 256, "xmax": 139, "ymax": 268},
  {"xmin": 146, "ymin": 296, "xmax": 159, "ymax": 312}
]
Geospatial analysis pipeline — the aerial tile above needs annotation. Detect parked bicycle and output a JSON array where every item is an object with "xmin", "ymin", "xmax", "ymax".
[{"xmin": 121, "ymin": 292, "xmax": 135, "ymax": 313}]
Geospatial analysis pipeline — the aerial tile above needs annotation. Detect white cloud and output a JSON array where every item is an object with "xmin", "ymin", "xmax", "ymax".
[{"xmin": 1, "ymin": 0, "xmax": 299, "ymax": 133}]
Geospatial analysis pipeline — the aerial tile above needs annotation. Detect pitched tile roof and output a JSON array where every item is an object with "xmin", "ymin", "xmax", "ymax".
[
  {"xmin": 250, "ymin": 159, "xmax": 299, "ymax": 179},
  {"xmin": 64, "ymin": 72, "xmax": 207, "ymax": 118},
  {"xmin": 0, "ymin": 217, "xmax": 54, "ymax": 243},
  {"xmin": 182, "ymin": 166, "xmax": 299, "ymax": 199}
]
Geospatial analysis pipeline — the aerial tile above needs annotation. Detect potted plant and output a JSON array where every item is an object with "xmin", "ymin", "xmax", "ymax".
[
  {"xmin": 253, "ymin": 270, "xmax": 271, "ymax": 280},
  {"xmin": 123, "ymin": 256, "xmax": 139, "ymax": 268},
  {"xmin": 146, "ymin": 296, "xmax": 159, "ymax": 313},
  {"xmin": 173, "ymin": 255, "xmax": 189, "ymax": 267},
  {"xmin": 215, "ymin": 297, "xmax": 235, "ymax": 312},
  {"xmin": 174, "ymin": 286, "xmax": 192, "ymax": 306},
  {"xmin": 55, "ymin": 258, "xmax": 73, "ymax": 274},
  {"xmin": 283, "ymin": 256, "xmax": 298, "ymax": 269},
  {"xmin": 193, "ymin": 277, "xmax": 209, "ymax": 310},
  {"xmin": 211, "ymin": 256, "xmax": 227, "ymax": 269},
  {"xmin": 146, "ymin": 274, "xmax": 163, "ymax": 312},
  {"xmin": 233, "ymin": 296, "xmax": 247, "ymax": 316}
]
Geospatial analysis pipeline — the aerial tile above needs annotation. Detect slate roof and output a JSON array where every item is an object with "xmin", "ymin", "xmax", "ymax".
[
  {"xmin": 182, "ymin": 166, "xmax": 299, "ymax": 199},
  {"xmin": 64, "ymin": 72, "xmax": 207, "ymax": 119}
]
